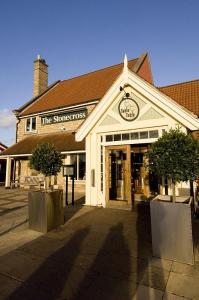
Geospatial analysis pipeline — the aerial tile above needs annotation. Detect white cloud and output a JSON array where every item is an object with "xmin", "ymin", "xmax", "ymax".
[{"xmin": 0, "ymin": 109, "xmax": 15, "ymax": 128}]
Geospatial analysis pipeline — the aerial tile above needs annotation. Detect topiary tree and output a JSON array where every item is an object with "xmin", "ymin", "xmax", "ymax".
[
  {"xmin": 145, "ymin": 128, "xmax": 199, "ymax": 202},
  {"xmin": 29, "ymin": 143, "xmax": 63, "ymax": 190}
]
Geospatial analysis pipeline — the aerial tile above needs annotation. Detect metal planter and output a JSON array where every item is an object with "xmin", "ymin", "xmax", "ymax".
[
  {"xmin": 150, "ymin": 195, "xmax": 194, "ymax": 265},
  {"xmin": 28, "ymin": 189, "xmax": 64, "ymax": 233}
]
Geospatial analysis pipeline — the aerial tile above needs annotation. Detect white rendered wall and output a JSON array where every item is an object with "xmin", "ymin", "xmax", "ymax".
[{"xmin": 84, "ymin": 85, "xmax": 190, "ymax": 206}]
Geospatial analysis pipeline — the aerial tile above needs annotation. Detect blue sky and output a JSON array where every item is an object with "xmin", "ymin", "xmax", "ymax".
[{"xmin": 0, "ymin": 0, "xmax": 199, "ymax": 145}]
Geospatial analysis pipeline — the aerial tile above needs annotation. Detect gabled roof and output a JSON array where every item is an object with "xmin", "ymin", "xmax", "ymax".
[
  {"xmin": 159, "ymin": 79, "xmax": 199, "ymax": 116},
  {"xmin": 0, "ymin": 142, "xmax": 7, "ymax": 150},
  {"xmin": 1, "ymin": 132, "xmax": 84, "ymax": 156},
  {"xmin": 17, "ymin": 53, "xmax": 152, "ymax": 117},
  {"xmin": 76, "ymin": 67, "xmax": 199, "ymax": 141}
]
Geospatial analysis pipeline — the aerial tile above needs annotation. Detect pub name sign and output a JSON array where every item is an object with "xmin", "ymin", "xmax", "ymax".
[{"xmin": 41, "ymin": 109, "xmax": 87, "ymax": 125}]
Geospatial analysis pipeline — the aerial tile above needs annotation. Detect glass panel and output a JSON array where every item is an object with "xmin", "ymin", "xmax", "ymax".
[
  {"xmin": 122, "ymin": 133, "xmax": 130, "ymax": 140},
  {"xmin": 26, "ymin": 118, "xmax": 31, "ymax": 132},
  {"xmin": 109, "ymin": 149, "xmax": 127, "ymax": 201},
  {"xmin": 78, "ymin": 154, "xmax": 86, "ymax": 180},
  {"xmin": 101, "ymin": 145, "xmax": 103, "ymax": 191},
  {"xmin": 131, "ymin": 132, "xmax": 139, "ymax": 140},
  {"xmin": 114, "ymin": 134, "xmax": 121, "ymax": 141},
  {"xmin": 149, "ymin": 130, "xmax": 158, "ymax": 138},
  {"xmin": 162, "ymin": 129, "xmax": 166, "ymax": 135},
  {"xmin": 140, "ymin": 131, "xmax": 148, "ymax": 139},
  {"xmin": 131, "ymin": 152, "xmax": 144, "ymax": 194},
  {"xmin": 70, "ymin": 155, "xmax": 77, "ymax": 179},
  {"xmin": 106, "ymin": 135, "xmax": 113, "ymax": 142},
  {"xmin": 32, "ymin": 117, "xmax": 36, "ymax": 131}
]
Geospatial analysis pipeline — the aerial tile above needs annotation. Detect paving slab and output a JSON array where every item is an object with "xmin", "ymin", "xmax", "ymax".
[
  {"xmin": 171, "ymin": 261, "xmax": 199, "ymax": 277},
  {"xmin": 166, "ymin": 271, "xmax": 199, "ymax": 299},
  {"xmin": 0, "ymin": 187, "xmax": 199, "ymax": 299},
  {"xmin": 132, "ymin": 284, "xmax": 163, "ymax": 300},
  {"xmin": 140, "ymin": 265, "xmax": 170, "ymax": 291},
  {"xmin": 148, "ymin": 257, "xmax": 173, "ymax": 271},
  {"xmin": 163, "ymin": 292, "xmax": 192, "ymax": 299},
  {"xmin": 0, "ymin": 273, "xmax": 22, "ymax": 299},
  {"xmin": 0, "ymin": 230, "xmax": 42, "ymax": 256}
]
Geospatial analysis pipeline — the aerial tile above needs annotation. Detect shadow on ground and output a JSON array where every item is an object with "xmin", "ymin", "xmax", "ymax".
[{"xmin": 0, "ymin": 202, "xmax": 166, "ymax": 300}]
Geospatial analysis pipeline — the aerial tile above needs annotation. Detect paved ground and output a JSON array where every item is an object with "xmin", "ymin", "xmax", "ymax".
[{"xmin": 0, "ymin": 188, "xmax": 199, "ymax": 299}]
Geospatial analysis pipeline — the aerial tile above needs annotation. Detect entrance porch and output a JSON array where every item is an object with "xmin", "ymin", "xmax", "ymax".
[{"xmin": 105, "ymin": 144, "xmax": 159, "ymax": 209}]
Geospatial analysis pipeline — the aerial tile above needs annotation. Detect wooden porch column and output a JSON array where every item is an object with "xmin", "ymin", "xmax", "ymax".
[{"xmin": 5, "ymin": 157, "xmax": 12, "ymax": 188}]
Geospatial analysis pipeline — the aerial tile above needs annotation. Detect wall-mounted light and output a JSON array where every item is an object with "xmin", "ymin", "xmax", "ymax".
[{"xmin": 119, "ymin": 86, "xmax": 130, "ymax": 98}]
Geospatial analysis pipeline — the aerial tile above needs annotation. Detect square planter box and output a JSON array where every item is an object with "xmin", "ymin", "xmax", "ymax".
[
  {"xmin": 150, "ymin": 195, "xmax": 194, "ymax": 265},
  {"xmin": 28, "ymin": 189, "xmax": 64, "ymax": 233}
]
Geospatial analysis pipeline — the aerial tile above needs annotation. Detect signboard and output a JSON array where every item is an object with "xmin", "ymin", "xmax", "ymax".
[
  {"xmin": 63, "ymin": 165, "xmax": 75, "ymax": 177},
  {"xmin": 41, "ymin": 109, "xmax": 87, "ymax": 125},
  {"xmin": 119, "ymin": 98, "xmax": 139, "ymax": 121}
]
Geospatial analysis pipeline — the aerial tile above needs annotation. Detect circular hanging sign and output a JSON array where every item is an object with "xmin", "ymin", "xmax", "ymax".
[{"xmin": 118, "ymin": 97, "xmax": 139, "ymax": 121}]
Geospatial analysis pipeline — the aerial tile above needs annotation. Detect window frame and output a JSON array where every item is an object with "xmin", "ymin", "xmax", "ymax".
[
  {"xmin": 25, "ymin": 117, "xmax": 37, "ymax": 133},
  {"xmin": 69, "ymin": 153, "xmax": 86, "ymax": 181}
]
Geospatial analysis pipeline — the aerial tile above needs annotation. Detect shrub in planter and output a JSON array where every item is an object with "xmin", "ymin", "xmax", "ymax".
[
  {"xmin": 145, "ymin": 128, "xmax": 199, "ymax": 264},
  {"xmin": 28, "ymin": 143, "xmax": 64, "ymax": 233},
  {"xmin": 29, "ymin": 143, "xmax": 63, "ymax": 190}
]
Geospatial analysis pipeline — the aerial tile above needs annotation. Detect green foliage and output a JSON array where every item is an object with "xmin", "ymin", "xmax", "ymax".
[
  {"xmin": 29, "ymin": 143, "xmax": 63, "ymax": 177},
  {"xmin": 145, "ymin": 128, "xmax": 199, "ymax": 184}
]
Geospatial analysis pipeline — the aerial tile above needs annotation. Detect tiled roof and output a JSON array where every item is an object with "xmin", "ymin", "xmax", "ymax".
[
  {"xmin": 1, "ymin": 132, "xmax": 85, "ymax": 156},
  {"xmin": 159, "ymin": 80, "xmax": 199, "ymax": 116},
  {"xmin": 18, "ymin": 57, "xmax": 142, "ymax": 117},
  {"xmin": 0, "ymin": 142, "xmax": 7, "ymax": 150}
]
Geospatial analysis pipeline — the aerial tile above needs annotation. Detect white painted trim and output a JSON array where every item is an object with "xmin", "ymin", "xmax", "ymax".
[
  {"xmin": 20, "ymin": 101, "xmax": 99, "ymax": 119},
  {"xmin": 76, "ymin": 73, "xmax": 124, "ymax": 141},
  {"xmin": 61, "ymin": 150, "xmax": 85, "ymax": 154},
  {"xmin": 76, "ymin": 69, "xmax": 199, "ymax": 141},
  {"xmin": 2, "ymin": 150, "xmax": 86, "ymax": 158},
  {"xmin": 127, "ymin": 70, "xmax": 199, "ymax": 129},
  {"xmin": 1, "ymin": 154, "xmax": 32, "ymax": 158}
]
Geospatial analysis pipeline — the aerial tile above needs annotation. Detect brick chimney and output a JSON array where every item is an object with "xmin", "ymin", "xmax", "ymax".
[{"xmin": 33, "ymin": 54, "xmax": 48, "ymax": 97}]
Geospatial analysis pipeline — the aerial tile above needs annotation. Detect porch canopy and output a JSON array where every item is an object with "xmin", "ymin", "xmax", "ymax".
[
  {"xmin": 1, "ymin": 131, "xmax": 85, "ymax": 188},
  {"xmin": 1, "ymin": 131, "xmax": 85, "ymax": 157}
]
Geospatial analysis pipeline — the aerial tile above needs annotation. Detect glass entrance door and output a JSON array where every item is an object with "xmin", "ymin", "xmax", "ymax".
[{"xmin": 106, "ymin": 145, "xmax": 131, "ymax": 207}]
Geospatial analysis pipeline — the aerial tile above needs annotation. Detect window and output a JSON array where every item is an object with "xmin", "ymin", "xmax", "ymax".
[
  {"xmin": 106, "ymin": 135, "xmax": 113, "ymax": 142},
  {"xmin": 79, "ymin": 154, "xmax": 86, "ymax": 180},
  {"xmin": 70, "ymin": 153, "xmax": 85, "ymax": 180},
  {"xmin": 149, "ymin": 130, "xmax": 159, "ymax": 138},
  {"xmin": 70, "ymin": 155, "xmax": 77, "ymax": 179},
  {"xmin": 26, "ymin": 117, "xmax": 36, "ymax": 132},
  {"xmin": 105, "ymin": 129, "xmax": 160, "ymax": 143},
  {"xmin": 131, "ymin": 132, "xmax": 139, "ymax": 140},
  {"xmin": 122, "ymin": 133, "xmax": 130, "ymax": 140},
  {"xmin": 140, "ymin": 131, "xmax": 149, "ymax": 139},
  {"xmin": 114, "ymin": 134, "xmax": 121, "ymax": 141}
]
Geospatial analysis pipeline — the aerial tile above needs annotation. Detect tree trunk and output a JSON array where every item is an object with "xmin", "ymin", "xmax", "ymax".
[
  {"xmin": 54, "ymin": 175, "xmax": 57, "ymax": 185},
  {"xmin": 44, "ymin": 176, "xmax": 51, "ymax": 190},
  {"xmin": 171, "ymin": 181, "xmax": 176, "ymax": 202}
]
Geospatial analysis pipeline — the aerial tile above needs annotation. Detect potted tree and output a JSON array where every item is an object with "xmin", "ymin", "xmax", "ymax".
[
  {"xmin": 145, "ymin": 128, "xmax": 199, "ymax": 264},
  {"xmin": 28, "ymin": 143, "xmax": 64, "ymax": 233}
]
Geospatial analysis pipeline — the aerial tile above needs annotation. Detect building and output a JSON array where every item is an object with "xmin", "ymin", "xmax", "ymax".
[
  {"xmin": 2, "ymin": 53, "xmax": 199, "ymax": 209},
  {"xmin": 0, "ymin": 142, "xmax": 7, "ymax": 184}
]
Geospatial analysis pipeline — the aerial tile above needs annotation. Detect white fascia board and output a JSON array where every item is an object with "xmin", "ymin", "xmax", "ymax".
[
  {"xmin": 61, "ymin": 150, "xmax": 85, "ymax": 154},
  {"xmin": 1, "ymin": 154, "xmax": 32, "ymax": 158},
  {"xmin": 76, "ymin": 69, "xmax": 199, "ymax": 141},
  {"xmin": 76, "ymin": 73, "xmax": 125, "ymax": 141},
  {"xmin": 127, "ymin": 70, "xmax": 199, "ymax": 130},
  {"xmin": 19, "ymin": 101, "xmax": 99, "ymax": 119},
  {"xmin": 2, "ymin": 150, "xmax": 86, "ymax": 158}
]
